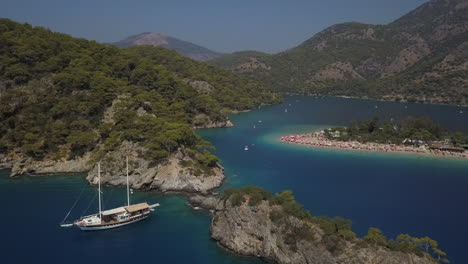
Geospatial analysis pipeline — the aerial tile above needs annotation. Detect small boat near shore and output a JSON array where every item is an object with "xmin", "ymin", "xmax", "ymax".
[{"xmin": 60, "ymin": 157, "xmax": 159, "ymax": 231}]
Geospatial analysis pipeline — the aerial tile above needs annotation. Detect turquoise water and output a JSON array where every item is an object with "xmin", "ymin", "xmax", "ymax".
[
  {"xmin": 199, "ymin": 96, "xmax": 468, "ymax": 263},
  {"xmin": 2, "ymin": 96, "xmax": 468, "ymax": 263},
  {"xmin": 0, "ymin": 171, "xmax": 263, "ymax": 264}
]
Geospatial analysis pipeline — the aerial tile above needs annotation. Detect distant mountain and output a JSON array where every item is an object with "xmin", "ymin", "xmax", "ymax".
[
  {"xmin": 110, "ymin": 32, "xmax": 224, "ymax": 61},
  {"xmin": 210, "ymin": 0, "xmax": 468, "ymax": 105}
]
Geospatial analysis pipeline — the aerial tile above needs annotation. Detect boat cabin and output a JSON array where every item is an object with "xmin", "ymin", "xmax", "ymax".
[
  {"xmin": 100, "ymin": 203, "xmax": 150, "ymax": 222},
  {"xmin": 125, "ymin": 203, "xmax": 150, "ymax": 216}
]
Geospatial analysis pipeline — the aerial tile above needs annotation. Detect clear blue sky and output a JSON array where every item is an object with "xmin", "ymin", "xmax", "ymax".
[{"xmin": 2, "ymin": 0, "xmax": 427, "ymax": 53}]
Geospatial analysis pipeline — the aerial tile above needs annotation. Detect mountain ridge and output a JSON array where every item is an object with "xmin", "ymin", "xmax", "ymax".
[
  {"xmin": 209, "ymin": 0, "xmax": 468, "ymax": 105},
  {"xmin": 110, "ymin": 32, "xmax": 224, "ymax": 61}
]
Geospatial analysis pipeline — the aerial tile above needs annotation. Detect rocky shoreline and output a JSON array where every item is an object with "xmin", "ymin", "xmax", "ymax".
[
  {"xmin": 208, "ymin": 194, "xmax": 438, "ymax": 264},
  {"xmin": 86, "ymin": 141, "xmax": 224, "ymax": 194},
  {"xmin": 283, "ymin": 93, "xmax": 468, "ymax": 107},
  {"xmin": 0, "ymin": 116, "xmax": 451, "ymax": 264},
  {"xmin": 0, "ymin": 140, "xmax": 225, "ymax": 194},
  {"xmin": 0, "ymin": 114, "xmax": 236, "ymax": 194},
  {"xmin": 334, "ymin": 95, "xmax": 468, "ymax": 107},
  {"xmin": 192, "ymin": 118, "xmax": 234, "ymax": 129},
  {"xmin": 0, "ymin": 152, "xmax": 93, "ymax": 177}
]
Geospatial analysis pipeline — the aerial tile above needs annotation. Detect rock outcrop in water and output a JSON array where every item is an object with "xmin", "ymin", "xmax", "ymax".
[
  {"xmin": 209, "ymin": 188, "xmax": 438, "ymax": 264},
  {"xmin": 189, "ymin": 194, "xmax": 220, "ymax": 210},
  {"xmin": 0, "ymin": 152, "xmax": 93, "ymax": 176},
  {"xmin": 86, "ymin": 141, "xmax": 224, "ymax": 193}
]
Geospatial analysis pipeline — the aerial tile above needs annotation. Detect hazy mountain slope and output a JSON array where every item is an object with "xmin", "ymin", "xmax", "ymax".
[
  {"xmin": 111, "ymin": 32, "xmax": 224, "ymax": 61},
  {"xmin": 209, "ymin": 0, "xmax": 468, "ymax": 104}
]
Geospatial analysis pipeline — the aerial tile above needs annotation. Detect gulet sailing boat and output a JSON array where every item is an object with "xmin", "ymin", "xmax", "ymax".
[{"xmin": 61, "ymin": 157, "xmax": 159, "ymax": 231}]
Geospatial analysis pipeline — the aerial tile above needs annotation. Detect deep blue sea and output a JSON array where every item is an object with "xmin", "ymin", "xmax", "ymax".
[{"xmin": 2, "ymin": 96, "xmax": 468, "ymax": 264}]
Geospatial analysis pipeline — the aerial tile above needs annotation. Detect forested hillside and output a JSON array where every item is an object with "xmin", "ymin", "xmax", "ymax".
[
  {"xmin": 0, "ymin": 18, "xmax": 279, "ymax": 170},
  {"xmin": 210, "ymin": 0, "xmax": 468, "ymax": 105}
]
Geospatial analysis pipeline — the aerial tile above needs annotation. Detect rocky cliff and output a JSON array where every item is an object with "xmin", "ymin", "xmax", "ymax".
[
  {"xmin": 86, "ymin": 141, "xmax": 224, "ymax": 193},
  {"xmin": 210, "ymin": 193, "xmax": 438, "ymax": 264},
  {"xmin": 0, "ymin": 151, "xmax": 93, "ymax": 177},
  {"xmin": 1, "ymin": 141, "xmax": 225, "ymax": 194}
]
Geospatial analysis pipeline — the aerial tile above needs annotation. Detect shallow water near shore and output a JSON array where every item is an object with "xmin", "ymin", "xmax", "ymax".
[
  {"xmin": 0, "ymin": 171, "xmax": 264, "ymax": 264},
  {"xmin": 199, "ymin": 96, "xmax": 468, "ymax": 263},
  {"xmin": 2, "ymin": 95, "xmax": 468, "ymax": 264}
]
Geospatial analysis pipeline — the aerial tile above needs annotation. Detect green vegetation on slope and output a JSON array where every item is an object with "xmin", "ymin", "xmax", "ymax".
[
  {"xmin": 209, "ymin": 0, "xmax": 468, "ymax": 104},
  {"xmin": 0, "ymin": 19, "xmax": 279, "ymax": 169},
  {"xmin": 324, "ymin": 116, "xmax": 468, "ymax": 146},
  {"xmin": 126, "ymin": 46, "xmax": 280, "ymax": 110},
  {"xmin": 223, "ymin": 186, "xmax": 449, "ymax": 263}
]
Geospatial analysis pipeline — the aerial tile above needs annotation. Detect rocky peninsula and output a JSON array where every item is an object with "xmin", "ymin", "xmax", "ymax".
[
  {"xmin": 196, "ymin": 187, "xmax": 445, "ymax": 264},
  {"xmin": 86, "ymin": 141, "xmax": 224, "ymax": 194},
  {"xmin": 0, "ymin": 140, "xmax": 225, "ymax": 194}
]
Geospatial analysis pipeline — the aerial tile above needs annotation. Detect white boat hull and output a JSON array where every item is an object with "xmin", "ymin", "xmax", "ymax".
[{"xmin": 78, "ymin": 214, "xmax": 149, "ymax": 231}]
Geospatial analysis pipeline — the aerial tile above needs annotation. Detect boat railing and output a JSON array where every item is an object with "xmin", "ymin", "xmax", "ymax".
[{"xmin": 80, "ymin": 213, "xmax": 99, "ymax": 219}]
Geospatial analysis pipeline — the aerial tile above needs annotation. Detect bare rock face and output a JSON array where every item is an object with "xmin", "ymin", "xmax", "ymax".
[
  {"xmin": 211, "ymin": 199, "xmax": 437, "ymax": 264},
  {"xmin": 234, "ymin": 57, "xmax": 271, "ymax": 73},
  {"xmin": 0, "ymin": 154, "xmax": 13, "ymax": 169},
  {"xmin": 3, "ymin": 151, "xmax": 93, "ymax": 177},
  {"xmin": 2, "ymin": 141, "xmax": 225, "ymax": 194},
  {"xmin": 102, "ymin": 94, "xmax": 130, "ymax": 124},
  {"xmin": 382, "ymin": 37, "xmax": 432, "ymax": 77},
  {"xmin": 431, "ymin": 22, "xmax": 468, "ymax": 41},
  {"xmin": 356, "ymin": 58, "xmax": 385, "ymax": 77},
  {"xmin": 183, "ymin": 79, "xmax": 215, "ymax": 94},
  {"xmin": 313, "ymin": 40, "xmax": 328, "ymax": 51},
  {"xmin": 313, "ymin": 61, "xmax": 364, "ymax": 81},
  {"xmin": 189, "ymin": 195, "xmax": 221, "ymax": 210},
  {"xmin": 192, "ymin": 114, "xmax": 234, "ymax": 129},
  {"xmin": 110, "ymin": 32, "xmax": 224, "ymax": 61},
  {"xmin": 429, "ymin": 42, "xmax": 468, "ymax": 74},
  {"xmin": 131, "ymin": 33, "xmax": 169, "ymax": 46},
  {"xmin": 86, "ymin": 141, "xmax": 224, "ymax": 193}
]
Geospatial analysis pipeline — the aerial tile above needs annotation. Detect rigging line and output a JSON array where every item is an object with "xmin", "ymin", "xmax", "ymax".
[
  {"xmin": 61, "ymin": 186, "xmax": 86, "ymax": 224},
  {"xmin": 81, "ymin": 192, "xmax": 97, "ymax": 216},
  {"xmin": 103, "ymin": 187, "xmax": 116, "ymax": 209}
]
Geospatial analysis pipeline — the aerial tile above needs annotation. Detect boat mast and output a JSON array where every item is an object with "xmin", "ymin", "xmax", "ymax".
[
  {"xmin": 126, "ymin": 156, "xmax": 130, "ymax": 206},
  {"xmin": 98, "ymin": 162, "xmax": 102, "ymax": 221}
]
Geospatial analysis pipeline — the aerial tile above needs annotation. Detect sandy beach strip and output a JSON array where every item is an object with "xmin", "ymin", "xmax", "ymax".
[{"xmin": 279, "ymin": 132, "xmax": 468, "ymax": 160}]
